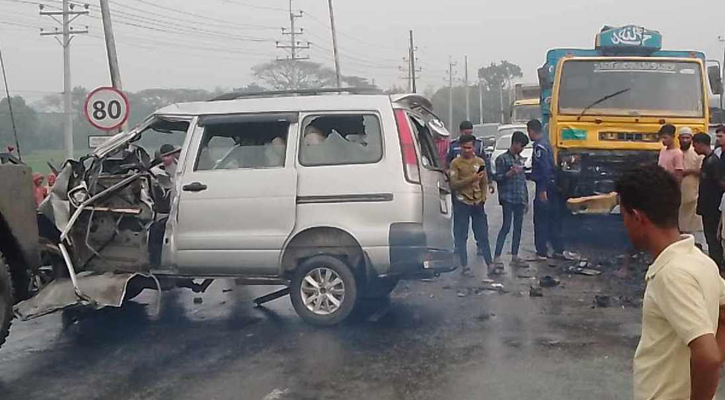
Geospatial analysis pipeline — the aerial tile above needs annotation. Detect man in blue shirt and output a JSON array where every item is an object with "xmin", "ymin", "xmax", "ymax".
[
  {"xmin": 493, "ymin": 131, "xmax": 530, "ymax": 269},
  {"xmin": 527, "ymin": 119, "xmax": 565, "ymax": 260}
]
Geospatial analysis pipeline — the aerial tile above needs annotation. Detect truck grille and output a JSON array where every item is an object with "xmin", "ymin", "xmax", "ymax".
[{"xmin": 599, "ymin": 132, "xmax": 659, "ymax": 143}]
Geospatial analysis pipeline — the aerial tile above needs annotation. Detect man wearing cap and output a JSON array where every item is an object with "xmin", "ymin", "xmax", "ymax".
[{"xmin": 678, "ymin": 127, "xmax": 704, "ymax": 236}]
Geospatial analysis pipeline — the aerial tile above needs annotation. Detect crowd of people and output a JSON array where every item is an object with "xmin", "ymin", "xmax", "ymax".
[
  {"xmin": 442, "ymin": 119, "xmax": 567, "ymax": 277},
  {"xmin": 32, "ymin": 171, "xmax": 55, "ymax": 208},
  {"xmin": 657, "ymin": 124, "xmax": 725, "ymax": 272}
]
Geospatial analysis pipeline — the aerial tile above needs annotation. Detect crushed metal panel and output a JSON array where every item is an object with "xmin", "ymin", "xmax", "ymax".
[
  {"xmin": 70, "ymin": 175, "xmax": 154, "ymax": 273},
  {"xmin": 14, "ymin": 271, "xmax": 140, "ymax": 321}
]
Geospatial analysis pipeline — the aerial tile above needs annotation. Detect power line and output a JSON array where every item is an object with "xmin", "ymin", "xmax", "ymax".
[{"xmin": 128, "ymin": 0, "xmax": 279, "ymax": 30}]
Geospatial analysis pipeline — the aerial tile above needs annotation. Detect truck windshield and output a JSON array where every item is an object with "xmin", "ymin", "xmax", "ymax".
[
  {"xmin": 513, "ymin": 105, "xmax": 542, "ymax": 122},
  {"xmin": 558, "ymin": 60, "xmax": 704, "ymax": 118}
]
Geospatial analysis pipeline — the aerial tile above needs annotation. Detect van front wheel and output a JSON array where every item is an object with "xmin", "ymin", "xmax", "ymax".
[{"xmin": 290, "ymin": 255, "xmax": 357, "ymax": 326}]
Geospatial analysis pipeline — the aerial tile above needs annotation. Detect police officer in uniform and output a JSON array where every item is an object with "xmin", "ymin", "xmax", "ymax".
[{"xmin": 527, "ymin": 119, "xmax": 565, "ymax": 260}]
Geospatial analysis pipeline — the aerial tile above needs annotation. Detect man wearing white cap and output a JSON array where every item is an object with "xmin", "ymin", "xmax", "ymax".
[{"xmin": 678, "ymin": 127, "xmax": 703, "ymax": 236}]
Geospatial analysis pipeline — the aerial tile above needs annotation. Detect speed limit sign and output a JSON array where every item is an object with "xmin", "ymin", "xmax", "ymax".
[{"xmin": 84, "ymin": 86, "xmax": 130, "ymax": 131}]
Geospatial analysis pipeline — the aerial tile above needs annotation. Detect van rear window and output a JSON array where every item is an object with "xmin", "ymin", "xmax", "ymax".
[{"xmin": 299, "ymin": 114, "xmax": 383, "ymax": 166}]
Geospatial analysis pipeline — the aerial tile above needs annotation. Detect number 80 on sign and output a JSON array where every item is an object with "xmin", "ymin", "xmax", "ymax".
[{"xmin": 84, "ymin": 86, "xmax": 130, "ymax": 131}]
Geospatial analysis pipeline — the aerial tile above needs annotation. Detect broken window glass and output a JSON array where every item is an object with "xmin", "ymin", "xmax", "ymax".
[
  {"xmin": 299, "ymin": 114, "xmax": 383, "ymax": 166},
  {"xmin": 195, "ymin": 120, "xmax": 290, "ymax": 171}
]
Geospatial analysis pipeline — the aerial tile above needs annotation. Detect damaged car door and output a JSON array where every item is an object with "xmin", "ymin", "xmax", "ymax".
[{"xmin": 169, "ymin": 113, "xmax": 299, "ymax": 276}]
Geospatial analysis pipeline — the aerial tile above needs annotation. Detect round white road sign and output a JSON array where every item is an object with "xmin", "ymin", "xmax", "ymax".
[{"xmin": 84, "ymin": 86, "xmax": 130, "ymax": 131}]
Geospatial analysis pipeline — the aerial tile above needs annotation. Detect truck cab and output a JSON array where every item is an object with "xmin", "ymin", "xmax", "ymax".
[{"xmin": 538, "ymin": 25, "xmax": 722, "ymax": 212}]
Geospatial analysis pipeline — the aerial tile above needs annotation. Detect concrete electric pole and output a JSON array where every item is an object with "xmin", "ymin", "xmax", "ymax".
[
  {"xmin": 409, "ymin": 30, "xmax": 418, "ymax": 93},
  {"xmin": 276, "ymin": 0, "xmax": 309, "ymax": 90},
  {"xmin": 464, "ymin": 55, "xmax": 469, "ymax": 121},
  {"xmin": 447, "ymin": 56, "xmax": 457, "ymax": 131},
  {"xmin": 478, "ymin": 77, "xmax": 486, "ymax": 125},
  {"xmin": 327, "ymin": 0, "xmax": 342, "ymax": 89},
  {"xmin": 40, "ymin": 0, "xmax": 88, "ymax": 160},
  {"xmin": 99, "ymin": 0, "xmax": 125, "ymax": 132}
]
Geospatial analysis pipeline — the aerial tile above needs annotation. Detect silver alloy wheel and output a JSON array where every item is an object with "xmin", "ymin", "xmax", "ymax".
[{"xmin": 300, "ymin": 267, "xmax": 346, "ymax": 316}]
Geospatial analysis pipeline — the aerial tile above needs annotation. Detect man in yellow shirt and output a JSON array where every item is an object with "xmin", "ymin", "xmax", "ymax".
[
  {"xmin": 449, "ymin": 134, "xmax": 494, "ymax": 275},
  {"xmin": 616, "ymin": 165, "xmax": 725, "ymax": 400}
]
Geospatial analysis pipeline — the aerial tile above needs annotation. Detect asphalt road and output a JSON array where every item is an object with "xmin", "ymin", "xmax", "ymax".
[{"xmin": 0, "ymin": 200, "xmax": 721, "ymax": 400}]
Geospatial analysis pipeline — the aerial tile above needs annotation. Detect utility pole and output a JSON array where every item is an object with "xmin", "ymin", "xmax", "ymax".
[
  {"xmin": 99, "ymin": 0, "xmax": 125, "ymax": 132},
  {"xmin": 446, "ymin": 56, "xmax": 457, "ymax": 131},
  {"xmin": 276, "ymin": 0, "xmax": 309, "ymax": 90},
  {"xmin": 0, "ymin": 43, "xmax": 20, "ymax": 160},
  {"xmin": 478, "ymin": 77, "xmax": 486, "ymax": 125},
  {"xmin": 327, "ymin": 0, "xmax": 342, "ymax": 89},
  {"xmin": 399, "ymin": 57, "xmax": 412, "ymax": 92},
  {"xmin": 499, "ymin": 83, "xmax": 505, "ymax": 124},
  {"xmin": 464, "ymin": 55, "xmax": 470, "ymax": 121},
  {"xmin": 409, "ymin": 30, "xmax": 418, "ymax": 93},
  {"xmin": 720, "ymin": 32, "xmax": 725, "ymax": 110},
  {"xmin": 40, "ymin": 1, "xmax": 88, "ymax": 160}
]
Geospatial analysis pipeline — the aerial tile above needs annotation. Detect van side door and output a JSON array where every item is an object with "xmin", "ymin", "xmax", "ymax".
[{"xmin": 171, "ymin": 113, "xmax": 299, "ymax": 276}]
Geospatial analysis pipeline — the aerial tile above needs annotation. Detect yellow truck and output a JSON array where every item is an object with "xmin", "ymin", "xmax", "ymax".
[{"xmin": 538, "ymin": 25, "xmax": 724, "ymax": 214}]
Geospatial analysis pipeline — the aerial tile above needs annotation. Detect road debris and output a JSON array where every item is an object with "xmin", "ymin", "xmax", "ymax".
[
  {"xmin": 529, "ymin": 285, "xmax": 543, "ymax": 297},
  {"xmin": 193, "ymin": 297, "xmax": 203, "ymax": 304},
  {"xmin": 516, "ymin": 268, "xmax": 537, "ymax": 279},
  {"xmin": 595, "ymin": 295, "xmax": 612, "ymax": 308},
  {"xmin": 539, "ymin": 276, "xmax": 560, "ymax": 288}
]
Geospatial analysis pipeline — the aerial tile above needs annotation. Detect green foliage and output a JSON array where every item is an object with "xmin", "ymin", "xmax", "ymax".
[{"xmin": 251, "ymin": 59, "xmax": 377, "ymax": 91}]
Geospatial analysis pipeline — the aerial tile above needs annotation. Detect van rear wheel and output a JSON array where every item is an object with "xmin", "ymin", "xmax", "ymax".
[
  {"xmin": 290, "ymin": 255, "xmax": 357, "ymax": 326},
  {"xmin": 0, "ymin": 251, "xmax": 14, "ymax": 350}
]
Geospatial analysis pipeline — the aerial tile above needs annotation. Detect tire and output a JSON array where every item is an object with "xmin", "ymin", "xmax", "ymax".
[
  {"xmin": 0, "ymin": 251, "xmax": 14, "ymax": 350},
  {"xmin": 290, "ymin": 255, "xmax": 358, "ymax": 326}
]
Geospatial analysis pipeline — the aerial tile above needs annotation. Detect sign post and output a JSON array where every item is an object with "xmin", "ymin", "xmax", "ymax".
[{"xmin": 84, "ymin": 86, "xmax": 129, "ymax": 132}]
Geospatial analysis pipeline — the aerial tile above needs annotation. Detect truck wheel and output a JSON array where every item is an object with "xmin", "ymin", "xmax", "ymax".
[
  {"xmin": 290, "ymin": 255, "xmax": 358, "ymax": 326},
  {"xmin": 0, "ymin": 252, "xmax": 14, "ymax": 349}
]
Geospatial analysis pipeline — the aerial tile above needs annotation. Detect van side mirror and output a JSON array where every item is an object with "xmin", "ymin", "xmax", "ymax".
[
  {"xmin": 538, "ymin": 67, "xmax": 552, "ymax": 90},
  {"xmin": 708, "ymin": 65, "xmax": 723, "ymax": 95}
]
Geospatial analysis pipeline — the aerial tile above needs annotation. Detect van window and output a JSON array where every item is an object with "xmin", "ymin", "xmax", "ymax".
[
  {"xmin": 194, "ymin": 120, "xmax": 289, "ymax": 171},
  {"xmin": 299, "ymin": 114, "xmax": 383, "ymax": 166},
  {"xmin": 408, "ymin": 115, "xmax": 441, "ymax": 169}
]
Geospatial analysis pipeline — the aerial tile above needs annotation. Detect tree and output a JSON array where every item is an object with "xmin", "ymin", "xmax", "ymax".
[
  {"xmin": 252, "ymin": 59, "xmax": 336, "ymax": 90},
  {"xmin": 478, "ymin": 60, "xmax": 523, "ymax": 92},
  {"xmin": 0, "ymin": 96, "xmax": 39, "ymax": 151},
  {"xmin": 251, "ymin": 59, "xmax": 377, "ymax": 91},
  {"xmin": 477, "ymin": 60, "xmax": 524, "ymax": 124}
]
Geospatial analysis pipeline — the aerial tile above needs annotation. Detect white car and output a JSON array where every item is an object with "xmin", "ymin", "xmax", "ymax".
[{"xmin": 490, "ymin": 134, "xmax": 533, "ymax": 177}]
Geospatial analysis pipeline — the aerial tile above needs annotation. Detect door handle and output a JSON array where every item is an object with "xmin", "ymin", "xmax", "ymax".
[{"xmin": 182, "ymin": 182, "xmax": 207, "ymax": 192}]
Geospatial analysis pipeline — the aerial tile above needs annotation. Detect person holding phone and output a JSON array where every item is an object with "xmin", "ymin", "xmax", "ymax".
[
  {"xmin": 449, "ymin": 134, "xmax": 493, "ymax": 276},
  {"xmin": 493, "ymin": 131, "xmax": 530, "ymax": 270}
]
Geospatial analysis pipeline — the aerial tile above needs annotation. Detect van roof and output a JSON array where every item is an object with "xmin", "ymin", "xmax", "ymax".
[{"xmin": 154, "ymin": 94, "xmax": 425, "ymax": 117}]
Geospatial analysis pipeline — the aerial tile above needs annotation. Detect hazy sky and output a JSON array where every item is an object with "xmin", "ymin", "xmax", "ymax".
[{"xmin": 0, "ymin": 0, "xmax": 723, "ymax": 102}]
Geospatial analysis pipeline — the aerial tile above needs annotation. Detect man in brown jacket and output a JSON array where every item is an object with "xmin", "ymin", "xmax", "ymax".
[{"xmin": 449, "ymin": 134, "xmax": 494, "ymax": 275}]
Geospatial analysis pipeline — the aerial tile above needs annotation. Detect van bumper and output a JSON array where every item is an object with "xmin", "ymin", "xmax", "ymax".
[{"xmin": 384, "ymin": 223, "xmax": 457, "ymax": 279}]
